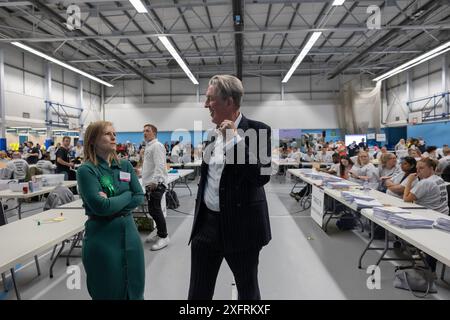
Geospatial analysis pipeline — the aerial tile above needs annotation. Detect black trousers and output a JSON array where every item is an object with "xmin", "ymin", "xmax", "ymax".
[
  {"xmin": 188, "ymin": 203, "xmax": 261, "ymax": 300},
  {"xmin": 146, "ymin": 183, "xmax": 168, "ymax": 238}
]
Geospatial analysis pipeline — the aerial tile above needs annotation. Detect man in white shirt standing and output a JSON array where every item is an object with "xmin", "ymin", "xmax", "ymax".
[{"xmin": 142, "ymin": 124, "xmax": 170, "ymax": 251}]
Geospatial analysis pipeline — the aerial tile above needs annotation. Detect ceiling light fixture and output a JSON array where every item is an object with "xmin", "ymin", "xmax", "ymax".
[
  {"xmin": 373, "ymin": 40, "xmax": 450, "ymax": 82},
  {"xmin": 11, "ymin": 42, "xmax": 113, "ymax": 87},
  {"xmin": 158, "ymin": 36, "xmax": 199, "ymax": 85},
  {"xmin": 282, "ymin": 32, "xmax": 322, "ymax": 83},
  {"xmin": 129, "ymin": 0, "xmax": 148, "ymax": 13}
]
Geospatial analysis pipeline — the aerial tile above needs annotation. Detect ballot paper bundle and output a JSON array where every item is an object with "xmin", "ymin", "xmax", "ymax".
[
  {"xmin": 303, "ymin": 172, "xmax": 327, "ymax": 180},
  {"xmin": 387, "ymin": 213, "xmax": 435, "ymax": 229},
  {"xmin": 353, "ymin": 198, "xmax": 383, "ymax": 209},
  {"xmin": 433, "ymin": 217, "xmax": 450, "ymax": 233},
  {"xmin": 324, "ymin": 181, "xmax": 352, "ymax": 189},
  {"xmin": 341, "ymin": 191, "xmax": 374, "ymax": 202},
  {"xmin": 373, "ymin": 206, "xmax": 411, "ymax": 220}
]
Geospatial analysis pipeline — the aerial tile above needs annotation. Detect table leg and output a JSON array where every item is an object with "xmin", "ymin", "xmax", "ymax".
[
  {"xmin": 1, "ymin": 272, "xmax": 7, "ymax": 292},
  {"xmin": 374, "ymin": 230, "xmax": 391, "ymax": 266},
  {"xmin": 10, "ymin": 268, "xmax": 20, "ymax": 300},
  {"xmin": 49, "ymin": 241, "xmax": 66, "ymax": 278},
  {"xmin": 358, "ymin": 221, "xmax": 375, "ymax": 269},
  {"xmin": 34, "ymin": 255, "xmax": 41, "ymax": 276},
  {"xmin": 18, "ymin": 201, "xmax": 22, "ymax": 220}
]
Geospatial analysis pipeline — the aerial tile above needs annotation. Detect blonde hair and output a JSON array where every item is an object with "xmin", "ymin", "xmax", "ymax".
[
  {"xmin": 357, "ymin": 151, "xmax": 369, "ymax": 166},
  {"xmin": 380, "ymin": 153, "xmax": 395, "ymax": 167},
  {"xmin": 209, "ymin": 75, "xmax": 244, "ymax": 107},
  {"xmin": 83, "ymin": 121, "xmax": 118, "ymax": 166}
]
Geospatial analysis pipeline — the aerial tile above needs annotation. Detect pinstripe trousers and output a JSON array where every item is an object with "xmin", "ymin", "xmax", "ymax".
[{"xmin": 188, "ymin": 202, "xmax": 262, "ymax": 300}]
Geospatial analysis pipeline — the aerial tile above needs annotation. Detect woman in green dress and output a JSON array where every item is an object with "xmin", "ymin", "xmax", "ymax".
[{"xmin": 77, "ymin": 121, "xmax": 145, "ymax": 300}]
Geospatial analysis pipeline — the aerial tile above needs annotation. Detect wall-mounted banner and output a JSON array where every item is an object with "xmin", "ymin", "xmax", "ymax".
[{"xmin": 376, "ymin": 133, "xmax": 386, "ymax": 142}]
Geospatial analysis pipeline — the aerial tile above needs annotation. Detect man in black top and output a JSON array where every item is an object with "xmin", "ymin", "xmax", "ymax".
[
  {"xmin": 56, "ymin": 136, "xmax": 74, "ymax": 180},
  {"xmin": 26, "ymin": 141, "xmax": 40, "ymax": 164},
  {"xmin": 358, "ymin": 138, "xmax": 367, "ymax": 150}
]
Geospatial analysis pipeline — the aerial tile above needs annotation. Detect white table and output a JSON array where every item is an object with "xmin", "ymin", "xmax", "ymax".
[
  {"xmin": 58, "ymin": 198, "xmax": 84, "ymax": 209},
  {"xmin": 359, "ymin": 208, "xmax": 450, "ymax": 275},
  {"xmin": 0, "ymin": 207, "xmax": 86, "ymax": 299},
  {"xmin": 0, "ymin": 181, "xmax": 78, "ymax": 219}
]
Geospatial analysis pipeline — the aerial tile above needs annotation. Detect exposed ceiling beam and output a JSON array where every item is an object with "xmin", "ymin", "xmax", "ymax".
[
  {"xmin": 327, "ymin": 0, "xmax": 442, "ymax": 79},
  {"xmin": 232, "ymin": 0, "xmax": 243, "ymax": 80},
  {"xmin": 26, "ymin": 0, "xmax": 154, "ymax": 84},
  {"xmin": 67, "ymin": 47, "xmax": 422, "ymax": 63},
  {"xmin": 2, "ymin": 23, "xmax": 450, "ymax": 42}
]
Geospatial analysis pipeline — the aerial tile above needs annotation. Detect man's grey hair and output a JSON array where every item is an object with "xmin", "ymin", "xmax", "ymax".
[{"xmin": 209, "ymin": 75, "xmax": 244, "ymax": 108}]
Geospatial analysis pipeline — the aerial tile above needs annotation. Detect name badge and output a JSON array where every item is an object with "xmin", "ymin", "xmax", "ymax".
[{"xmin": 120, "ymin": 171, "xmax": 131, "ymax": 182}]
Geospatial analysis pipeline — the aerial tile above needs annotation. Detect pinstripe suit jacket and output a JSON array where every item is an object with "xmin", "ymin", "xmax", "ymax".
[{"xmin": 189, "ymin": 115, "xmax": 272, "ymax": 253}]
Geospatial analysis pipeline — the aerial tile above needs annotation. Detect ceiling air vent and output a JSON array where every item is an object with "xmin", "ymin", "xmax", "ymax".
[{"xmin": 22, "ymin": 112, "xmax": 30, "ymax": 119}]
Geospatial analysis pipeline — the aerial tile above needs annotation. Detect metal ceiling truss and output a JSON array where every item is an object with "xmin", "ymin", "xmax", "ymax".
[{"xmin": 0, "ymin": 0, "xmax": 448, "ymax": 82}]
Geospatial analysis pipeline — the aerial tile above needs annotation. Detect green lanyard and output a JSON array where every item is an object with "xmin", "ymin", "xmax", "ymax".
[{"xmin": 100, "ymin": 175, "xmax": 115, "ymax": 197}]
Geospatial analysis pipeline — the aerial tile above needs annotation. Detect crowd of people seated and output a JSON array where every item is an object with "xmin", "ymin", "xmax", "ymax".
[
  {"xmin": 288, "ymin": 137, "xmax": 450, "ymax": 219},
  {"xmin": 0, "ymin": 138, "xmax": 84, "ymax": 182}
]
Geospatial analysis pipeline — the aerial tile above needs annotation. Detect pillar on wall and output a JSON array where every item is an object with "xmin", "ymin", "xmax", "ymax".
[
  {"xmin": 0, "ymin": 48, "xmax": 6, "ymax": 150},
  {"xmin": 45, "ymin": 62, "xmax": 52, "ymax": 140},
  {"xmin": 77, "ymin": 76, "xmax": 85, "ymax": 140}
]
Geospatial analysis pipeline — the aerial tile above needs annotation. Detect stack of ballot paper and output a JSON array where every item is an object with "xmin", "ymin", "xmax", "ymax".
[
  {"xmin": 322, "ymin": 176, "xmax": 343, "ymax": 183},
  {"xmin": 341, "ymin": 191, "xmax": 374, "ymax": 202},
  {"xmin": 387, "ymin": 213, "xmax": 435, "ymax": 229},
  {"xmin": 433, "ymin": 217, "xmax": 450, "ymax": 233},
  {"xmin": 353, "ymin": 198, "xmax": 383, "ymax": 209},
  {"xmin": 373, "ymin": 206, "xmax": 411, "ymax": 220},
  {"xmin": 325, "ymin": 181, "xmax": 352, "ymax": 189},
  {"xmin": 303, "ymin": 172, "xmax": 326, "ymax": 180}
]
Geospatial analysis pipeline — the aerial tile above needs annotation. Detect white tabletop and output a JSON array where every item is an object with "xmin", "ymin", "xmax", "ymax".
[
  {"xmin": 287, "ymin": 168, "xmax": 423, "ymax": 209},
  {"xmin": 0, "ymin": 208, "xmax": 86, "ymax": 274},
  {"xmin": 58, "ymin": 198, "xmax": 84, "ymax": 209},
  {"xmin": 361, "ymin": 208, "xmax": 450, "ymax": 267},
  {"xmin": 0, "ymin": 181, "xmax": 78, "ymax": 199},
  {"xmin": 139, "ymin": 169, "xmax": 194, "ymax": 188},
  {"xmin": 169, "ymin": 161, "xmax": 202, "ymax": 167},
  {"xmin": 272, "ymin": 159, "xmax": 299, "ymax": 166}
]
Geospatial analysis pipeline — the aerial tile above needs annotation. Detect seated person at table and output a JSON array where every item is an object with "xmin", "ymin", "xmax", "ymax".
[
  {"xmin": 302, "ymin": 147, "xmax": 316, "ymax": 162},
  {"xmin": 403, "ymin": 158, "xmax": 449, "ymax": 274},
  {"xmin": 403, "ymin": 158, "xmax": 449, "ymax": 215},
  {"xmin": 408, "ymin": 148, "xmax": 422, "ymax": 161},
  {"xmin": 385, "ymin": 156, "xmax": 417, "ymax": 198},
  {"xmin": 349, "ymin": 151, "xmax": 379, "ymax": 189},
  {"xmin": 337, "ymin": 155, "xmax": 354, "ymax": 179},
  {"xmin": 316, "ymin": 147, "xmax": 332, "ymax": 163},
  {"xmin": 325, "ymin": 153, "xmax": 340, "ymax": 174},
  {"xmin": 378, "ymin": 153, "xmax": 401, "ymax": 192},
  {"xmin": 36, "ymin": 153, "xmax": 56, "ymax": 174},
  {"xmin": 7, "ymin": 152, "xmax": 29, "ymax": 181},
  {"xmin": 287, "ymin": 147, "xmax": 302, "ymax": 162},
  {"xmin": 422, "ymin": 146, "xmax": 438, "ymax": 160},
  {"xmin": 436, "ymin": 147, "xmax": 450, "ymax": 175},
  {"xmin": 375, "ymin": 146, "xmax": 388, "ymax": 160}
]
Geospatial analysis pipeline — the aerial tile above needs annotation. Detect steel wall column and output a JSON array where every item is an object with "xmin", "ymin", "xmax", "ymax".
[
  {"xmin": 45, "ymin": 62, "xmax": 52, "ymax": 138},
  {"xmin": 0, "ymin": 49, "xmax": 6, "ymax": 140}
]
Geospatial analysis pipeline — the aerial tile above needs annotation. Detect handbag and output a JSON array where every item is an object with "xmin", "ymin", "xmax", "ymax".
[{"xmin": 393, "ymin": 266, "xmax": 437, "ymax": 298}]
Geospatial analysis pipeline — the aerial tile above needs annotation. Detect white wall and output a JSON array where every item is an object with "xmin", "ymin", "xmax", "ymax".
[
  {"xmin": 2, "ymin": 44, "xmax": 102, "ymax": 129},
  {"xmin": 105, "ymin": 99, "xmax": 340, "ymax": 132},
  {"xmin": 105, "ymin": 74, "xmax": 342, "ymax": 131}
]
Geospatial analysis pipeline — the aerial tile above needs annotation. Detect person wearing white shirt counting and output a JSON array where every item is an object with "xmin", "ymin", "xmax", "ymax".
[
  {"xmin": 142, "ymin": 124, "xmax": 170, "ymax": 251},
  {"xmin": 403, "ymin": 157, "xmax": 449, "ymax": 275}
]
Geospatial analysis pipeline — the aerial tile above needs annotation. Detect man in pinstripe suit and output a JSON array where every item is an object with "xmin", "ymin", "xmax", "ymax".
[{"xmin": 188, "ymin": 75, "xmax": 272, "ymax": 300}]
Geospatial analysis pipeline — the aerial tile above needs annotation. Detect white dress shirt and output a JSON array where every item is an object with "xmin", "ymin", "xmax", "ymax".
[
  {"xmin": 142, "ymin": 138, "xmax": 168, "ymax": 187},
  {"xmin": 204, "ymin": 113, "xmax": 243, "ymax": 212}
]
